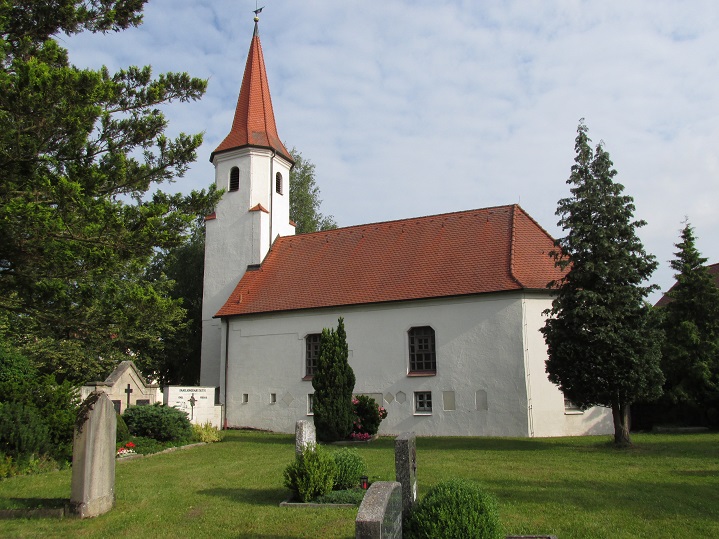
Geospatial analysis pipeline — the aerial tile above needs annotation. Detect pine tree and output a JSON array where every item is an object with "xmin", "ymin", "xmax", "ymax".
[
  {"xmin": 660, "ymin": 223, "xmax": 719, "ymax": 410},
  {"xmin": 541, "ymin": 121, "xmax": 664, "ymax": 446},
  {"xmin": 312, "ymin": 318, "xmax": 355, "ymax": 442}
]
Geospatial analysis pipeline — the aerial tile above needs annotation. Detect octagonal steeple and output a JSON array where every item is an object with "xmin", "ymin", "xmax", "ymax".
[{"xmin": 211, "ymin": 20, "xmax": 293, "ymax": 164}]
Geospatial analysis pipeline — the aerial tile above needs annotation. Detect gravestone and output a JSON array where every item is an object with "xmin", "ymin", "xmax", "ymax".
[
  {"xmin": 355, "ymin": 481, "xmax": 403, "ymax": 539},
  {"xmin": 394, "ymin": 432, "xmax": 417, "ymax": 518},
  {"xmin": 70, "ymin": 392, "xmax": 116, "ymax": 518},
  {"xmin": 295, "ymin": 419, "xmax": 316, "ymax": 455}
]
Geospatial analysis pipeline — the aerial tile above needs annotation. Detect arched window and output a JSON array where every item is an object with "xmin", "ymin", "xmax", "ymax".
[
  {"xmin": 275, "ymin": 171, "xmax": 283, "ymax": 195},
  {"xmin": 229, "ymin": 167, "xmax": 240, "ymax": 192},
  {"xmin": 408, "ymin": 326, "xmax": 436, "ymax": 374}
]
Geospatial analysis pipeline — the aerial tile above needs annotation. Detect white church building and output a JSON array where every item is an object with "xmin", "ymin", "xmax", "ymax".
[{"xmin": 199, "ymin": 18, "xmax": 612, "ymax": 438}]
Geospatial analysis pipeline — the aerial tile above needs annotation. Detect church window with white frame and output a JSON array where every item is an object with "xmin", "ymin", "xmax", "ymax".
[
  {"xmin": 408, "ymin": 326, "xmax": 436, "ymax": 374},
  {"xmin": 275, "ymin": 171, "xmax": 283, "ymax": 194},
  {"xmin": 414, "ymin": 391, "xmax": 432, "ymax": 414}
]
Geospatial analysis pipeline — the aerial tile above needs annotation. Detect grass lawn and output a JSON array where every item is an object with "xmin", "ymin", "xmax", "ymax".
[{"xmin": 0, "ymin": 430, "xmax": 717, "ymax": 538}]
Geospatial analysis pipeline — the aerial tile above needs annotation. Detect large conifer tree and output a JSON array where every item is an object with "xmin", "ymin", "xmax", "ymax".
[
  {"xmin": 0, "ymin": 1, "xmax": 218, "ymax": 381},
  {"xmin": 660, "ymin": 223, "xmax": 719, "ymax": 411},
  {"xmin": 312, "ymin": 318, "xmax": 355, "ymax": 442},
  {"xmin": 541, "ymin": 121, "xmax": 663, "ymax": 446}
]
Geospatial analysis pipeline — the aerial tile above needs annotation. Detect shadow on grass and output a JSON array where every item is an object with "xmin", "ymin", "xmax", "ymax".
[
  {"xmin": 198, "ymin": 486, "xmax": 288, "ymax": 506},
  {"xmin": 487, "ymin": 476, "xmax": 719, "ymax": 522},
  {"xmin": 0, "ymin": 497, "xmax": 67, "ymax": 510},
  {"xmin": 222, "ymin": 430, "xmax": 294, "ymax": 446}
]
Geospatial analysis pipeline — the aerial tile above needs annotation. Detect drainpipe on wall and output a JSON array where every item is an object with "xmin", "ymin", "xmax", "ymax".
[{"xmin": 223, "ymin": 317, "xmax": 229, "ymax": 430}]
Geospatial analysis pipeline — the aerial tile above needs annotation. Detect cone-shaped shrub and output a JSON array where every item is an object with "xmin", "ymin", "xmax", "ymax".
[{"xmin": 312, "ymin": 318, "xmax": 355, "ymax": 442}]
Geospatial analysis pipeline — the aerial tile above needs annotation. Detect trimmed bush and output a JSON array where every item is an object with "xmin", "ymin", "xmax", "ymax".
[
  {"xmin": 116, "ymin": 413, "xmax": 131, "ymax": 443},
  {"xmin": 403, "ymin": 479, "xmax": 504, "ymax": 539},
  {"xmin": 122, "ymin": 403, "xmax": 192, "ymax": 442},
  {"xmin": 332, "ymin": 447, "xmax": 367, "ymax": 490},
  {"xmin": 0, "ymin": 401, "xmax": 50, "ymax": 459},
  {"xmin": 283, "ymin": 443, "xmax": 337, "ymax": 502}
]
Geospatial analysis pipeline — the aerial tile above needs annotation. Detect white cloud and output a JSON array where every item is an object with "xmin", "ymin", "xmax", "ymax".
[{"xmin": 61, "ymin": 0, "xmax": 719, "ymax": 301}]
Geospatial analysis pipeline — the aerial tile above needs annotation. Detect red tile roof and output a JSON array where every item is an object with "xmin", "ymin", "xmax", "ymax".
[
  {"xmin": 655, "ymin": 262, "xmax": 719, "ymax": 307},
  {"xmin": 216, "ymin": 205, "xmax": 565, "ymax": 317},
  {"xmin": 210, "ymin": 23, "xmax": 293, "ymax": 164}
]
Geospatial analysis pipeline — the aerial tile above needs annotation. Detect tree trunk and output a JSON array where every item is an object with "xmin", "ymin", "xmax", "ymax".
[{"xmin": 611, "ymin": 400, "xmax": 632, "ymax": 447}]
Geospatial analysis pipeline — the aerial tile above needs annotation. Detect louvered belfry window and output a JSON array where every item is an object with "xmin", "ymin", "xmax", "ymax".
[
  {"xmin": 408, "ymin": 326, "xmax": 436, "ymax": 373},
  {"xmin": 275, "ymin": 171, "xmax": 283, "ymax": 194},
  {"xmin": 229, "ymin": 167, "xmax": 240, "ymax": 191}
]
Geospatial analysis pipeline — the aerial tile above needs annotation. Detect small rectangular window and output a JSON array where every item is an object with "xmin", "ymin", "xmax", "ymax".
[
  {"xmin": 415, "ymin": 391, "xmax": 432, "ymax": 414},
  {"xmin": 270, "ymin": 393, "xmax": 277, "ymax": 404},
  {"xmin": 307, "ymin": 394, "xmax": 314, "ymax": 415},
  {"xmin": 242, "ymin": 393, "xmax": 249, "ymax": 404},
  {"xmin": 564, "ymin": 397, "xmax": 583, "ymax": 414}
]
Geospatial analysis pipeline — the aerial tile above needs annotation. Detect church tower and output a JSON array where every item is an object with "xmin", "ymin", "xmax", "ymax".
[{"xmin": 200, "ymin": 17, "xmax": 295, "ymax": 387}]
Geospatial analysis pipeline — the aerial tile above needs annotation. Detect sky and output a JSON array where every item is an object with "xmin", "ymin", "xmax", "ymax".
[{"xmin": 62, "ymin": 0, "xmax": 719, "ymax": 302}]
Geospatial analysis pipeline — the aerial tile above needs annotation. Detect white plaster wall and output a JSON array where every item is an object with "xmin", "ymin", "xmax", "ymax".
[
  {"xmin": 222, "ymin": 293, "xmax": 536, "ymax": 437},
  {"xmin": 201, "ymin": 148, "xmax": 293, "ymax": 387},
  {"xmin": 522, "ymin": 293, "xmax": 613, "ymax": 437}
]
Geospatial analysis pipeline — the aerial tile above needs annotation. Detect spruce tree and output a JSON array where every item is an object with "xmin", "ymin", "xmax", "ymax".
[
  {"xmin": 541, "ymin": 121, "xmax": 664, "ymax": 446},
  {"xmin": 312, "ymin": 318, "xmax": 355, "ymax": 442},
  {"xmin": 660, "ymin": 223, "xmax": 719, "ymax": 411}
]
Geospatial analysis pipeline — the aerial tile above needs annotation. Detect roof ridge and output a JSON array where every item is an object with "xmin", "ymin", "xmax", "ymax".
[
  {"xmin": 279, "ymin": 204, "xmax": 518, "ymax": 241},
  {"xmin": 508, "ymin": 205, "xmax": 525, "ymax": 288}
]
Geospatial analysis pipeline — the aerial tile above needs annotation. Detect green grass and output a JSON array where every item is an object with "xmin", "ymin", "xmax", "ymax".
[{"xmin": 0, "ymin": 431, "xmax": 717, "ymax": 538}]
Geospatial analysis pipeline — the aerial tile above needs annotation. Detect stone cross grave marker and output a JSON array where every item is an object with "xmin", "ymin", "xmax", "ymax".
[
  {"xmin": 124, "ymin": 383, "xmax": 133, "ymax": 408},
  {"xmin": 70, "ymin": 392, "xmax": 117, "ymax": 518},
  {"xmin": 394, "ymin": 432, "xmax": 418, "ymax": 518},
  {"xmin": 355, "ymin": 481, "xmax": 403, "ymax": 539},
  {"xmin": 295, "ymin": 419, "xmax": 316, "ymax": 455}
]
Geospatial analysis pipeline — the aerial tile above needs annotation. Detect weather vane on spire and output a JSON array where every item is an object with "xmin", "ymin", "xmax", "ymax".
[{"xmin": 253, "ymin": 2, "xmax": 264, "ymax": 22}]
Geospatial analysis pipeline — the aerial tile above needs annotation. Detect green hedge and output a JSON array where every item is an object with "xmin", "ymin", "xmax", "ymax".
[{"xmin": 122, "ymin": 403, "xmax": 192, "ymax": 442}]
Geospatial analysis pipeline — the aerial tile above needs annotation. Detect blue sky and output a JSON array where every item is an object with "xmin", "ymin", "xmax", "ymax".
[{"xmin": 63, "ymin": 0, "xmax": 719, "ymax": 301}]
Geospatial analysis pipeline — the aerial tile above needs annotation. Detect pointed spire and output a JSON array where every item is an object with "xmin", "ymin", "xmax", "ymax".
[{"xmin": 211, "ymin": 18, "xmax": 293, "ymax": 164}]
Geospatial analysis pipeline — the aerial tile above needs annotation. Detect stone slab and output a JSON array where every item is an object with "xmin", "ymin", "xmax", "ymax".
[
  {"xmin": 355, "ymin": 481, "xmax": 402, "ymax": 539},
  {"xmin": 394, "ymin": 432, "xmax": 417, "ymax": 518}
]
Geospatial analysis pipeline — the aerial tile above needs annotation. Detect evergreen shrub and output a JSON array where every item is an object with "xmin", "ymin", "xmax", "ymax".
[
  {"xmin": 0, "ymin": 401, "xmax": 50, "ymax": 459},
  {"xmin": 312, "ymin": 318, "xmax": 356, "ymax": 442},
  {"xmin": 283, "ymin": 443, "xmax": 337, "ymax": 502},
  {"xmin": 116, "ymin": 413, "xmax": 131, "ymax": 443},
  {"xmin": 122, "ymin": 403, "xmax": 192, "ymax": 442},
  {"xmin": 0, "ymin": 344, "xmax": 79, "ymax": 462},
  {"xmin": 404, "ymin": 479, "xmax": 504, "ymax": 539},
  {"xmin": 332, "ymin": 447, "xmax": 367, "ymax": 490}
]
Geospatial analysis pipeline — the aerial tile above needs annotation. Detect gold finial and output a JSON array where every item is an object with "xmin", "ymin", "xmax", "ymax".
[{"xmin": 253, "ymin": 5, "xmax": 264, "ymax": 22}]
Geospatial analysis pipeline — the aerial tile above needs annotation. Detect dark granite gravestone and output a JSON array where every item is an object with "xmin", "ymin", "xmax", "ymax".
[{"xmin": 394, "ymin": 432, "xmax": 417, "ymax": 518}]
